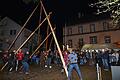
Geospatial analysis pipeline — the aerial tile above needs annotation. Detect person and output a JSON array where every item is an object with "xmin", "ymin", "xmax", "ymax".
[
  {"xmin": 7, "ymin": 50, "xmax": 16, "ymax": 72},
  {"xmin": 45, "ymin": 50, "xmax": 53, "ymax": 68},
  {"xmin": 16, "ymin": 49, "xmax": 24, "ymax": 71},
  {"xmin": 63, "ymin": 50, "xmax": 69, "ymax": 66},
  {"xmin": 31, "ymin": 54, "xmax": 37, "ymax": 64},
  {"xmin": 36, "ymin": 52, "xmax": 40, "ymax": 65},
  {"xmin": 102, "ymin": 48, "xmax": 109, "ymax": 71},
  {"xmin": 68, "ymin": 49, "xmax": 83, "ymax": 80},
  {"xmin": 2, "ymin": 50, "xmax": 8, "ymax": 64},
  {"xmin": 61, "ymin": 50, "xmax": 69, "ymax": 73},
  {"xmin": 22, "ymin": 51, "xmax": 30, "ymax": 74}
]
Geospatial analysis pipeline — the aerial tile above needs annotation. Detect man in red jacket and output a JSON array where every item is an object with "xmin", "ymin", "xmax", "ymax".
[{"xmin": 16, "ymin": 49, "xmax": 24, "ymax": 71}]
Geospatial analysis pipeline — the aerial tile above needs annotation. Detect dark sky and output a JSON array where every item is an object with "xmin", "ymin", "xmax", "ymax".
[
  {"xmin": 0, "ymin": 0, "xmax": 95, "ymax": 44},
  {"xmin": 0, "ymin": 0, "xmax": 94, "ymax": 25}
]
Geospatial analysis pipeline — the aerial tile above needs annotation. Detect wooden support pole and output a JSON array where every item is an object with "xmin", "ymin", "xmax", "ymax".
[
  {"xmin": 7, "ymin": 4, "xmax": 39, "ymax": 51},
  {"xmin": 14, "ymin": 13, "xmax": 51, "ymax": 54},
  {"xmin": 38, "ymin": 2, "xmax": 43, "ymax": 45},
  {"xmin": 0, "ymin": 13, "xmax": 51, "ymax": 71},
  {"xmin": 49, "ymin": 35, "xmax": 53, "ymax": 50},
  {"xmin": 46, "ymin": 24, "xmax": 49, "ymax": 51},
  {"xmin": 40, "ymin": 1, "xmax": 68, "ymax": 77},
  {"xmin": 30, "ymin": 28, "xmax": 56, "ymax": 58},
  {"xmin": 0, "ymin": 62, "xmax": 8, "ymax": 71}
]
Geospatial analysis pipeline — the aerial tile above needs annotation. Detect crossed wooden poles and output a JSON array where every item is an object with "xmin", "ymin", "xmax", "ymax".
[{"xmin": 1, "ymin": 1, "xmax": 68, "ymax": 78}]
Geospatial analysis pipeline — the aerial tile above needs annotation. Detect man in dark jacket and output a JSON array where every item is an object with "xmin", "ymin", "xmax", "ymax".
[
  {"xmin": 22, "ymin": 51, "xmax": 30, "ymax": 74},
  {"xmin": 8, "ymin": 50, "xmax": 16, "ymax": 72},
  {"xmin": 102, "ymin": 49, "xmax": 109, "ymax": 71}
]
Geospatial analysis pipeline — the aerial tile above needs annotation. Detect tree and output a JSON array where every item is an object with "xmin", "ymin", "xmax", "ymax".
[{"xmin": 89, "ymin": 0, "xmax": 120, "ymax": 27}]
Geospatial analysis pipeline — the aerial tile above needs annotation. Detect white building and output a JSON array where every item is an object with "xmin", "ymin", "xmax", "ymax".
[
  {"xmin": 0, "ymin": 17, "xmax": 37, "ymax": 52},
  {"xmin": 63, "ymin": 18, "xmax": 120, "ymax": 49}
]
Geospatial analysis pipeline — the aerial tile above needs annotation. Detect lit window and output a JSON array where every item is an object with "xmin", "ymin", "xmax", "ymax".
[{"xmin": 90, "ymin": 36, "xmax": 97, "ymax": 44}]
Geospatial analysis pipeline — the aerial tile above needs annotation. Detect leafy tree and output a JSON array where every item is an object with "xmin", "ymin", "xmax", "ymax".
[{"xmin": 90, "ymin": 0, "xmax": 120, "ymax": 27}]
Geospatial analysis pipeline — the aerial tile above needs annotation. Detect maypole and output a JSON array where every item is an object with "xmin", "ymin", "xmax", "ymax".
[
  {"xmin": 46, "ymin": 23, "xmax": 50, "ymax": 51},
  {"xmin": 49, "ymin": 34, "xmax": 53, "ymax": 50},
  {"xmin": 40, "ymin": 1, "xmax": 68, "ymax": 77},
  {"xmin": 37, "ymin": 1, "xmax": 42, "ymax": 46}
]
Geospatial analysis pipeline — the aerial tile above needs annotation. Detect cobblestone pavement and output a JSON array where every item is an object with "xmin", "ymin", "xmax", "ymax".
[{"xmin": 0, "ymin": 64, "xmax": 111, "ymax": 80}]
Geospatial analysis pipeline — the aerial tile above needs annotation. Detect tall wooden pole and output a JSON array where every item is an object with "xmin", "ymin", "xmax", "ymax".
[
  {"xmin": 46, "ymin": 23, "xmax": 49, "ymax": 51},
  {"xmin": 7, "ymin": 4, "xmax": 39, "ymax": 51},
  {"xmin": 40, "ymin": 1, "xmax": 68, "ymax": 77},
  {"xmin": 15, "ymin": 13, "xmax": 51, "ymax": 54},
  {"xmin": 38, "ymin": 2, "xmax": 42, "ymax": 45},
  {"xmin": 46, "ymin": 15, "xmax": 51, "ymax": 51},
  {"xmin": 49, "ymin": 35, "xmax": 53, "ymax": 50},
  {"xmin": 0, "ymin": 13, "xmax": 51, "ymax": 71},
  {"xmin": 30, "ymin": 28, "xmax": 56, "ymax": 58}
]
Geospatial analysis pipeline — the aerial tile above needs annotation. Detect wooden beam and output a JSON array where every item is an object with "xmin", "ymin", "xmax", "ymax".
[{"xmin": 40, "ymin": 1, "xmax": 68, "ymax": 77}]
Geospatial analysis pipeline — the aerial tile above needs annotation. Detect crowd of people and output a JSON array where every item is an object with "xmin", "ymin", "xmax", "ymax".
[
  {"xmin": 0, "ymin": 48, "xmax": 120, "ymax": 80},
  {"xmin": 80, "ymin": 48, "xmax": 120, "ymax": 71},
  {"xmin": 2, "ymin": 49, "xmax": 30, "ymax": 74}
]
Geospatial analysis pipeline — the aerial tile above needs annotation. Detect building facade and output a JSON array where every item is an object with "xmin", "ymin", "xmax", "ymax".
[
  {"xmin": 0, "ymin": 17, "xmax": 38, "ymax": 52},
  {"xmin": 63, "ymin": 18, "xmax": 120, "ymax": 49}
]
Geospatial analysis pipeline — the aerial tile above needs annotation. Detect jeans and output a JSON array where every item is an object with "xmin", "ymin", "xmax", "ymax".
[
  {"xmin": 22, "ymin": 62, "xmax": 29, "ymax": 73},
  {"xmin": 102, "ymin": 59, "xmax": 109, "ymax": 69},
  {"xmin": 36, "ymin": 58, "xmax": 40, "ymax": 64},
  {"xmin": 46, "ymin": 58, "xmax": 52, "ymax": 66},
  {"xmin": 68, "ymin": 63, "xmax": 83, "ymax": 80}
]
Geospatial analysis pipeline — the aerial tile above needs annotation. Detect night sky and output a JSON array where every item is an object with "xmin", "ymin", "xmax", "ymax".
[
  {"xmin": 0, "ymin": 0, "xmax": 95, "ymax": 25},
  {"xmin": 0, "ymin": 0, "xmax": 96, "ymax": 45}
]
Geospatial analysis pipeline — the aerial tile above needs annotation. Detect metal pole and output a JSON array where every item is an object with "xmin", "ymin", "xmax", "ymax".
[
  {"xmin": 40, "ymin": 1, "xmax": 68, "ymax": 77},
  {"xmin": 7, "ymin": 4, "xmax": 39, "ymax": 51},
  {"xmin": 96, "ymin": 63, "xmax": 100, "ymax": 80},
  {"xmin": 99, "ymin": 66, "xmax": 102, "ymax": 80}
]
